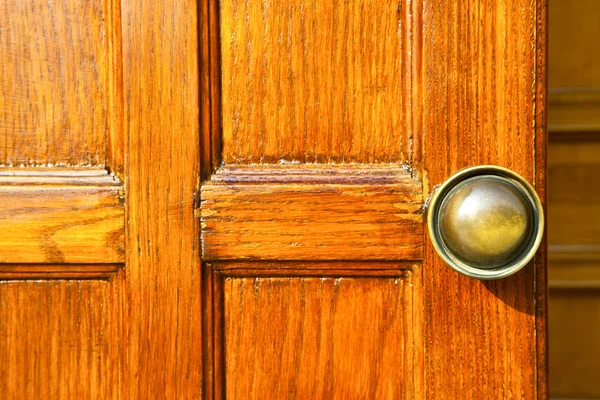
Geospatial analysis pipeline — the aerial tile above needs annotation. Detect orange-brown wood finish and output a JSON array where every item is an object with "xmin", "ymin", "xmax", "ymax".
[
  {"xmin": 422, "ymin": 0, "xmax": 547, "ymax": 398},
  {"xmin": 219, "ymin": 0, "xmax": 418, "ymax": 165},
  {"xmin": 0, "ymin": 278, "xmax": 123, "ymax": 399},
  {"xmin": 0, "ymin": 0, "xmax": 109, "ymax": 167},
  {"xmin": 0, "ymin": 169, "xmax": 124, "ymax": 264},
  {"xmin": 121, "ymin": 0, "xmax": 202, "ymax": 397},
  {"xmin": 202, "ymin": 0, "xmax": 547, "ymax": 399},
  {"xmin": 201, "ymin": 165, "xmax": 423, "ymax": 261},
  {"xmin": 0, "ymin": 0, "xmax": 546, "ymax": 398},
  {"xmin": 219, "ymin": 269, "xmax": 418, "ymax": 399},
  {"xmin": 0, "ymin": 0, "xmax": 126, "ymax": 397}
]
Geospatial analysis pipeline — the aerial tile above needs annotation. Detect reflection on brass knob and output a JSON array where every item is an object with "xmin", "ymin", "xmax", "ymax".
[{"xmin": 427, "ymin": 166, "xmax": 544, "ymax": 280}]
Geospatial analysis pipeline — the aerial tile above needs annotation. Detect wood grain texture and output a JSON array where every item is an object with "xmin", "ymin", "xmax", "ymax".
[
  {"xmin": 0, "ymin": 277, "xmax": 123, "ymax": 399},
  {"xmin": 0, "ymin": 169, "xmax": 124, "ymax": 264},
  {"xmin": 106, "ymin": 0, "xmax": 125, "ymax": 179},
  {"xmin": 121, "ymin": 0, "xmax": 202, "ymax": 397},
  {"xmin": 548, "ymin": 141, "xmax": 600, "ymax": 247},
  {"xmin": 548, "ymin": 0, "xmax": 600, "ymax": 134},
  {"xmin": 201, "ymin": 166, "xmax": 423, "ymax": 261},
  {"xmin": 219, "ymin": 0, "xmax": 418, "ymax": 165},
  {"xmin": 548, "ymin": 289, "xmax": 600, "ymax": 398},
  {"xmin": 205, "ymin": 265, "xmax": 421, "ymax": 400},
  {"xmin": 549, "ymin": 0, "xmax": 600, "ymax": 88},
  {"xmin": 0, "ymin": 0, "xmax": 109, "ymax": 166},
  {"xmin": 0, "ymin": 264, "xmax": 120, "ymax": 280},
  {"xmin": 421, "ymin": 0, "xmax": 546, "ymax": 398}
]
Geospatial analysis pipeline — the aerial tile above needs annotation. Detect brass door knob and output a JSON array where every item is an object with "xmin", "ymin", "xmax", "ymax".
[{"xmin": 427, "ymin": 166, "xmax": 544, "ymax": 280}]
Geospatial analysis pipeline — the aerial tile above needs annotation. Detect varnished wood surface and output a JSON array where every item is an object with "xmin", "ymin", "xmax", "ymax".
[
  {"xmin": 0, "ymin": 277, "xmax": 123, "ymax": 399},
  {"xmin": 549, "ymin": 0, "xmax": 600, "ymax": 88},
  {"xmin": 201, "ymin": 166, "xmax": 422, "ymax": 261},
  {"xmin": 0, "ymin": 264, "xmax": 120, "ymax": 280},
  {"xmin": 0, "ymin": 170, "xmax": 124, "ymax": 264},
  {"xmin": 549, "ymin": 290, "xmax": 600, "ymax": 398},
  {"xmin": 421, "ymin": 0, "xmax": 546, "ymax": 398},
  {"xmin": 204, "ymin": 265, "xmax": 421, "ymax": 400},
  {"xmin": 548, "ymin": 0, "xmax": 600, "ymax": 133},
  {"xmin": 219, "ymin": 0, "xmax": 416, "ymax": 165},
  {"xmin": 547, "ymin": 139, "xmax": 600, "ymax": 394},
  {"xmin": 121, "ymin": 0, "xmax": 202, "ymax": 397},
  {"xmin": 0, "ymin": 0, "xmax": 109, "ymax": 166},
  {"xmin": 548, "ymin": 141, "xmax": 600, "ymax": 247}
]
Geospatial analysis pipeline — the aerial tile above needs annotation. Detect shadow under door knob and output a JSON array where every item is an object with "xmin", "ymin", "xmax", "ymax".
[{"xmin": 427, "ymin": 166, "xmax": 544, "ymax": 280}]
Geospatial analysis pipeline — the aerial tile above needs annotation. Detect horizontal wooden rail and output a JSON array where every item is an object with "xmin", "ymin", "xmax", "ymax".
[
  {"xmin": 200, "ymin": 165, "xmax": 423, "ymax": 261},
  {"xmin": 0, "ymin": 169, "xmax": 125, "ymax": 264}
]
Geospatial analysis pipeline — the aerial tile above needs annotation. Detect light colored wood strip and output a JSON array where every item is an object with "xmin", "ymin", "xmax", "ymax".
[
  {"xmin": 201, "ymin": 169, "xmax": 423, "ymax": 261},
  {"xmin": 0, "ymin": 169, "xmax": 121, "ymax": 186},
  {"xmin": 0, "ymin": 181, "xmax": 124, "ymax": 264},
  {"xmin": 122, "ymin": 0, "xmax": 202, "ymax": 396}
]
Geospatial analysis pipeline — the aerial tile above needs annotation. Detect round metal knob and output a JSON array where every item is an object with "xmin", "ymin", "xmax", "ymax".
[{"xmin": 427, "ymin": 166, "xmax": 544, "ymax": 280}]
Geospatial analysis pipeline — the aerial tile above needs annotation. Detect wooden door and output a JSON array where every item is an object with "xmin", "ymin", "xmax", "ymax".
[{"xmin": 1, "ymin": 0, "xmax": 547, "ymax": 399}]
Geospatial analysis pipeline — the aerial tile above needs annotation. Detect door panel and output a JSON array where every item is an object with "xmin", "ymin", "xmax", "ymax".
[
  {"xmin": 220, "ymin": 271, "xmax": 417, "ymax": 399},
  {"xmin": 0, "ymin": 0, "xmax": 126, "ymax": 397},
  {"xmin": 0, "ymin": 0, "xmax": 109, "ymax": 167},
  {"xmin": 219, "ymin": 0, "xmax": 411, "ymax": 164},
  {"xmin": 0, "ymin": 280, "xmax": 122, "ymax": 399}
]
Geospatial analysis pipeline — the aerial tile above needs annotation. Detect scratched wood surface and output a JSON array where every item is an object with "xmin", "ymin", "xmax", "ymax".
[
  {"xmin": 0, "ymin": 0, "xmax": 109, "ymax": 167},
  {"xmin": 0, "ymin": 276, "xmax": 123, "ymax": 399},
  {"xmin": 219, "ymin": 0, "xmax": 417, "ymax": 165},
  {"xmin": 202, "ymin": 166, "xmax": 422, "ymax": 261},
  {"xmin": 0, "ymin": 170, "xmax": 124, "ymax": 264},
  {"xmin": 421, "ymin": 0, "xmax": 547, "ymax": 398}
]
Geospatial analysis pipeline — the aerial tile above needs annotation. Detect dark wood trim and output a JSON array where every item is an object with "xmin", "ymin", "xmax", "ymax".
[
  {"xmin": 0, "ymin": 264, "xmax": 122, "ymax": 280},
  {"xmin": 535, "ymin": 1, "xmax": 549, "ymax": 397},
  {"xmin": 200, "ymin": 0, "xmax": 222, "ymax": 181},
  {"xmin": 549, "ymin": 130, "xmax": 600, "ymax": 142}
]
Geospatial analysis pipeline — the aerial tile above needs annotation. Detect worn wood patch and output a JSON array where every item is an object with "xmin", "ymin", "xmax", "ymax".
[{"xmin": 201, "ymin": 165, "xmax": 423, "ymax": 261}]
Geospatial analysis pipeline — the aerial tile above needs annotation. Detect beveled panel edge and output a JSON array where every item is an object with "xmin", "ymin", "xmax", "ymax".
[
  {"xmin": 0, "ymin": 264, "xmax": 122, "ymax": 280},
  {"xmin": 0, "ymin": 167, "xmax": 123, "ymax": 186}
]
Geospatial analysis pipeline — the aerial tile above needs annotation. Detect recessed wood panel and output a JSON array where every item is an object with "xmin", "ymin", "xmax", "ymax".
[
  {"xmin": 548, "ymin": 141, "xmax": 600, "ymax": 247},
  {"xmin": 217, "ymin": 272, "xmax": 418, "ymax": 399},
  {"xmin": 219, "ymin": 0, "xmax": 414, "ymax": 164},
  {"xmin": 0, "ymin": 278, "xmax": 122, "ymax": 399},
  {"xmin": 0, "ymin": 0, "xmax": 109, "ymax": 166},
  {"xmin": 549, "ymin": 0, "xmax": 600, "ymax": 88},
  {"xmin": 549, "ymin": 290, "xmax": 600, "ymax": 398},
  {"xmin": 201, "ymin": 166, "xmax": 423, "ymax": 261}
]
